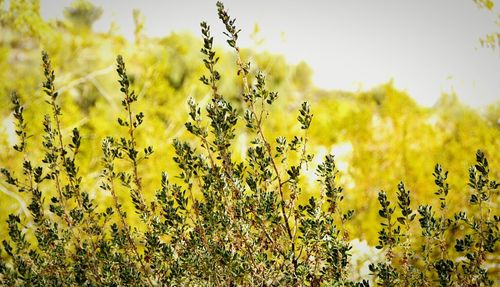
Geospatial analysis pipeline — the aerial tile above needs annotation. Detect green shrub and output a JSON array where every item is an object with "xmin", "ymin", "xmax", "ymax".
[{"xmin": 0, "ymin": 2, "xmax": 498, "ymax": 286}]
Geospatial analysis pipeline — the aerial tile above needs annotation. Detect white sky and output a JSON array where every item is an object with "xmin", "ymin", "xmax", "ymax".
[{"xmin": 39, "ymin": 0, "xmax": 500, "ymax": 108}]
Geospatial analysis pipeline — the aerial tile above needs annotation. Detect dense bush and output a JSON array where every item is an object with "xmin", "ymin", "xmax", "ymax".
[{"xmin": 0, "ymin": 2, "xmax": 498, "ymax": 286}]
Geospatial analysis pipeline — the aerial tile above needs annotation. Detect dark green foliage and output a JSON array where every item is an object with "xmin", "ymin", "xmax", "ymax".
[
  {"xmin": 368, "ymin": 156, "xmax": 498, "ymax": 286},
  {"xmin": 0, "ymin": 2, "xmax": 498, "ymax": 287}
]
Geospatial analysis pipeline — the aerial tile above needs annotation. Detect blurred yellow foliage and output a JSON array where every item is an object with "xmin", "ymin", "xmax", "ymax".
[{"xmin": 0, "ymin": 0, "xmax": 498, "ymax": 247}]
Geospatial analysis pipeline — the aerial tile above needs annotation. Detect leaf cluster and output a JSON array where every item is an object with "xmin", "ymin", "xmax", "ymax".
[{"xmin": 0, "ymin": 2, "xmax": 498, "ymax": 287}]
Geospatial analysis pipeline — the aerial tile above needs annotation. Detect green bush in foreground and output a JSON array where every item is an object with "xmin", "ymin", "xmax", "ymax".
[{"xmin": 0, "ymin": 2, "xmax": 498, "ymax": 286}]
